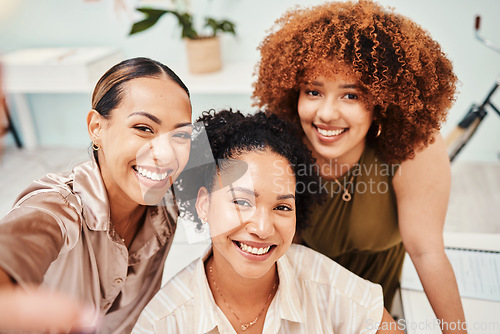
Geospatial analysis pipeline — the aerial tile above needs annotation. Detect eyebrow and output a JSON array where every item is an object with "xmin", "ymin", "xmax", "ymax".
[
  {"xmin": 128, "ymin": 111, "xmax": 161, "ymax": 125},
  {"xmin": 228, "ymin": 186, "xmax": 258, "ymax": 197},
  {"xmin": 309, "ymin": 81, "xmax": 359, "ymax": 89},
  {"xmin": 128, "ymin": 113, "xmax": 192, "ymax": 129},
  {"xmin": 228, "ymin": 187, "xmax": 295, "ymax": 201},
  {"xmin": 310, "ymin": 81, "xmax": 324, "ymax": 87},
  {"xmin": 175, "ymin": 122, "xmax": 193, "ymax": 129},
  {"xmin": 277, "ymin": 194, "xmax": 295, "ymax": 200},
  {"xmin": 339, "ymin": 83, "xmax": 359, "ymax": 89}
]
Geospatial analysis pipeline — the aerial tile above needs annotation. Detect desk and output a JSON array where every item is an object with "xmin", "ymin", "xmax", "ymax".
[
  {"xmin": 400, "ymin": 232, "xmax": 500, "ymax": 334},
  {"xmin": 1, "ymin": 47, "xmax": 123, "ymax": 149}
]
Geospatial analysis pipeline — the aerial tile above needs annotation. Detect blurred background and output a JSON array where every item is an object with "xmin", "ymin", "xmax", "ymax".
[
  {"xmin": 0, "ymin": 0, "xmax": 499, "ymax": 160},
  {"xmin": 1, "ymin": 1, "xmax": 499, "ymax": 327}
]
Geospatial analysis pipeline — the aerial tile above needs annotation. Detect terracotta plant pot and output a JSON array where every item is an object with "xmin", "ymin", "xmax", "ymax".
[{"xmin": 184, "ymin": 36, "xmax": 222, "ymax": 74}]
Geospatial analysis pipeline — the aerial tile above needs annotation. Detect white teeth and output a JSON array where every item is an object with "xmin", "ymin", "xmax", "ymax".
[
  {"xmin": 136, "ymin": 166, "xmax": 168, "ymax": 181},
  {"xmin": 238, "ymin": 242, "xmax": 271, "ymax": 255},
  {"xmin": 317, "ymin": 127, "xmax": 346, "ymax": 137}
]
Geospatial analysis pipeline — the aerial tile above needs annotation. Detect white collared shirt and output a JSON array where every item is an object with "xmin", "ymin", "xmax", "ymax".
[{"xmin": 133, "ymin": 244, "xmax": 384, "ymax": 333}]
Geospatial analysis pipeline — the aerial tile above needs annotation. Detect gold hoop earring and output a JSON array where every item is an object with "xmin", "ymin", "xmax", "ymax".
[
  {"xmin": 92, "ymin": 142, "xmax": 100, "ymax": 151},
  {"xmin": 375, "ymin": 123, "xmax": 382, "ymax": 138}
]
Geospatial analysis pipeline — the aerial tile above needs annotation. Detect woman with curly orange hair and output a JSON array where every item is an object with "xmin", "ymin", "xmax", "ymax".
[{"xmin": 253, "ymin": 0, "xmax": 466, "ymax": 332}]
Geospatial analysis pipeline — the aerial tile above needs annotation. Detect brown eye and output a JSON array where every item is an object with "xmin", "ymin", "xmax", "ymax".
[
  {"xmin": 275, "ymin": 205, "xmax": 293, "ymax": 211},
  {"xmin": 306, "ymin": 90, "xmax": 321, "ymax": 97},
  {"xmin": 344, "ymin": 93, "xmax": 358, "ymax": 100},
  {"xmin": 134, "ymin": 125, "xmax": 153, "ymax": 133}
]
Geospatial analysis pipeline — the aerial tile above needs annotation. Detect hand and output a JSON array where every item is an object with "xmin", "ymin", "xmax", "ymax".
[{"xmin": 0, "ymin": 285, "xmax": 99, "ymax": 333}]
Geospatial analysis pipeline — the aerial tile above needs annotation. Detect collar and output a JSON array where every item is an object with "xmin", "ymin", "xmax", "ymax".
[
  {"xmin": 193, "ymin": 246, "xmax": 220, "ymax": 333},
  {"xmin": 192, "ymin": 246, "xmax": 305, "ymax": 333},
  {"xmin": 274, "ymin": 251, "xmax": 305, "ymax": 324},
  {"xmin": 73, "ymin": 158, "xmax": 110, "ymax": 231}
]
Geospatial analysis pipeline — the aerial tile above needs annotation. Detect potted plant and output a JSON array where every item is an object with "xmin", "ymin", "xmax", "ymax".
[{"xmin": 129, "ymin": 2, "xmax": 236, "ymax": 74}]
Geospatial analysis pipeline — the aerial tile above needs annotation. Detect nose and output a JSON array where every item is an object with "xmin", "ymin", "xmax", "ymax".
[
  {"xmin": 149, "ymin": 134, "xmax": 177, "ymax": 166},
  {"xmin": 316, "ymin": 98, "xmax": 341, "ymax": 123},
  {"xmin": 245, "ymin": 207, "xmax": 275, "ymax": 239}
]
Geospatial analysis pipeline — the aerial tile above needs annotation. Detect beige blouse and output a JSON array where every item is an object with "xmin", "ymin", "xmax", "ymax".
[
  {"xmin": 133, "ymin": 244, "xmax": 384, "ymax": 334},
  {"xmin": 0, "ymin": 158, "xmax": 178, "ymax": 333}
]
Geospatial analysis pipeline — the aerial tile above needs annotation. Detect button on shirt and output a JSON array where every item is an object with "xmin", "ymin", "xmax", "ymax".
[
  {"xmin": 0, "ymin": 158, "xmax": 178, "ymax": 333},
  {"xmin": 133, "ymin": 244, "xmax": 384, "ymax": 334}
]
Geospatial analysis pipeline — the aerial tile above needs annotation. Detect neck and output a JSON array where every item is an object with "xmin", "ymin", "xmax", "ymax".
[
  {"xmin": 110, "ymin": 202, "xmax": 146, "ymax": 247},
  {"xmin": 206, "ymin": 251, "xmax": 278, "ymax": 309},
  {"xmin": 305, "ymin": 138, "xmax": 366, "ymax": 179}
]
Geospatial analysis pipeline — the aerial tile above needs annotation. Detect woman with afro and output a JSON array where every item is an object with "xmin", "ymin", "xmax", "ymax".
[{"xmin": 253, "ymin": 0, "xmax": 466, "ymax": 332}]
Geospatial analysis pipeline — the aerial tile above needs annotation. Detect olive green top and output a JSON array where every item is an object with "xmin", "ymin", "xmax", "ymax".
[{"xmin": 301, "ymin": 147, "xmax": 404, "ymax": 308}]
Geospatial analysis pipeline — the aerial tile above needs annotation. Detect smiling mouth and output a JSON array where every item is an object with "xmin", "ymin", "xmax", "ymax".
[
  {"xmin": 316, "ymin": 126, "xmax": 347, "ymax": 137},
  {"xmin": 235, "ymin": 241, "xmax": 274, "ymax": 255},
  {"xmin": 133, "ymin": 165, "xmax": 172, "ymax": 181}
]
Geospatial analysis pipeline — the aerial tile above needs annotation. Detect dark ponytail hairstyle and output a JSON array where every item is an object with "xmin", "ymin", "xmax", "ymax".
[{"xmin": 90, "ymin": 57, "xmax": 190, "ymax": 161}]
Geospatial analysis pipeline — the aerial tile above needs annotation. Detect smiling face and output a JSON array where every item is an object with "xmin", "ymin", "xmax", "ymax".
[
  {"xmin": 298, "ymin": 74, "xmax": 374, "ymax": 167},
  {"xmin": 88, "ymin": 76, "xmax": 192, "ymax": 207},
  {"xmin": 196, "ymin": 150, "xmax": 296, "ymax": 279}
]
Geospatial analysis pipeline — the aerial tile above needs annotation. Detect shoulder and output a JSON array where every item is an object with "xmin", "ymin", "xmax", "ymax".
[
  {"xmin": 13, "ymin": 166, "xmax": 85, "ymax": 218},
  {"xmin": 134, "ymin": 258, "xmax": 199, "ymax": 332},
  {"xmin": 393, "ymin": 133, "xmax": 450, "ymax": 193},
  {"xmin": 13, "ymin": 161, "xmax": 93, "ymax": 213},
  {"xmin": 284, "ymin": 244, "xmax": 383, "ymax": 309},
  {"xmin": 1, "ymin": 162, "xmax": 91, "ymax": 249}
]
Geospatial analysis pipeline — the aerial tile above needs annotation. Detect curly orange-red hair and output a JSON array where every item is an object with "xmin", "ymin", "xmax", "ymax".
[{"xmin": 252, "ymin": 0, "xmax": 457, "ymax": 163}]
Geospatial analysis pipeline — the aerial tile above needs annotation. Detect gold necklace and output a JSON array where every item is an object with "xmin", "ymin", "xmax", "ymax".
[
  {"xmin": 209, "ymin": 264, "xmax": 277, "ymax": 332},
  {"xmin": 333, "ymin": 173, "xmax": 356, "ymax": 202},
  {"xmin": 117, "ymin": 207, "xmax": 146, "ymax": 246}
]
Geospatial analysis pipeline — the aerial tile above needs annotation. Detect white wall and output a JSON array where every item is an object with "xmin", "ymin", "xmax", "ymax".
[{"xmin": 1, "ymin": 0, "xmax": 499, "ymax": 161}]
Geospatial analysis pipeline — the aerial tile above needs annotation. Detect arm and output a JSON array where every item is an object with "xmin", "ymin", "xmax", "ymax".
[
  {"xmin": 0, "ymin": 191, "xmax": 97, "ymax": 332},
  {"xmin": 376, "ymin": 308, "xmax": 404, "ymax": 334},
  {"xmin": 0, "ymin": 222, "xmax": 97, "ymax": 333},
  {"xmin": 393, "ymin": 133, "xmax": 467, "ymax": 334},
  {"xmin": 0, "ymin": 278, "xmax": 98, "ymax": 333}
]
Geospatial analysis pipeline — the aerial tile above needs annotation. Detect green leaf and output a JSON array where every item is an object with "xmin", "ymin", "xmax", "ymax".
[
  {"xmin": 205, "ymin": 18, "xmax": 218, "ymax": 36},
  {"xmin": 204, "ymin": 18, "xmax": 236, "ymax": 37},
  {"xmin": 129, "ymin": 7, "xmax": 236, "ymax": 39},
  {"xmin": 129, "ymin": 8, "xmax": 170, "ymax": 35},
  {"xmin": 176, "ymin": 12, "xmax": 197, "ymax": 39},
  {"xmin": 219, "ymin": 20, "xmax": 236, "ymax": 35}
]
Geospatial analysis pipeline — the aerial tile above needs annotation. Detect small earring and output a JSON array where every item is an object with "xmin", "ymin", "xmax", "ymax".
[
  {"xmin": 375, "ymin": 123, "xmax": 382, "ymax": 138},
  {"xmin": 92, "ymin": 142, "xmax": 100, "ymax": 151}
]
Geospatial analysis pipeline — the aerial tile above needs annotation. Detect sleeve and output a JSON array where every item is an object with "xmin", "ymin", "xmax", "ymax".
[
  {"xmin": 132, "ymin": 306, "xmax": 189, "ymax": 334},
  {"xmin": 328, "ymin": 268, "xmax": 385, "ymax": 334},
  {"xmin": 132, "ymin": 312, "xmax": 154, "ymax": 334},
  {"xmin": 132, "ymin": 310, "xmax": 156, "ymax": 334},
  {"xmin": 0, "ymin": 190, "xmax": 83, "ymax": 287},
  {"xmin": 359, "ymin": 283, "xmax": 385, "ymax": 334}
]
